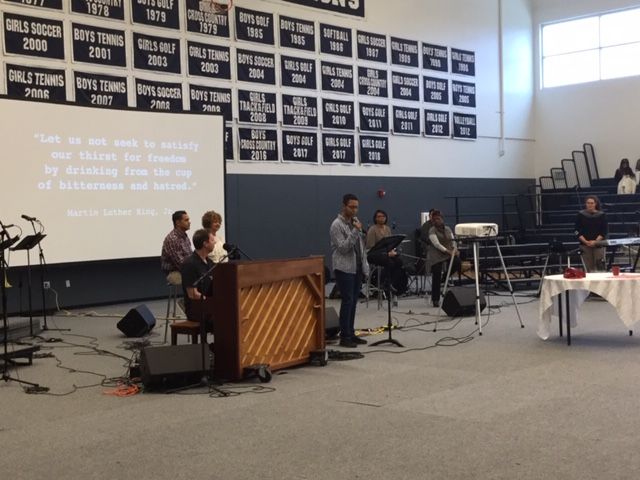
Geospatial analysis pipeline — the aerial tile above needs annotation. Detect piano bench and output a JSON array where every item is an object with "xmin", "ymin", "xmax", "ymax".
[{"xmin": 170, "ymin": 321, "xmax": 201, "ymax": 345}]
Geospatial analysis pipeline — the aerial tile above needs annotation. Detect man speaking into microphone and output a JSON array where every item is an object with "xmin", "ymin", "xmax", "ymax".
[{"xmin": 329, "ymin": 193, "xmax": 369, "ymax": 348}]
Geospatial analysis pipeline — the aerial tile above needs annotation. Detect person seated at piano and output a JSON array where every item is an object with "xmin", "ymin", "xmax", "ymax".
[
  {"xmin": 427, "ymin": 211, "xmax": 461, "ymax": 307},
  {"xmin": 575, "ymin": 195, "xmax": 608, "ymax": 272},
  {"xmin": 201, "ymin": 210, "xmax": 228, "ymax": 263},
  {"xmin": 615, "ymin": 158, "xmax": 636, "ymax": 194},
  {"xmin": 180, "ymin": 229, "xmax": 215, "ymax": 326}
]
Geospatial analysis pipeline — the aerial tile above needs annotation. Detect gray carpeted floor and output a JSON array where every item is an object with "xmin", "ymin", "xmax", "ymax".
[{"xmin": 2, "ymin": 291, "xmax": 640, "ymax": 480}]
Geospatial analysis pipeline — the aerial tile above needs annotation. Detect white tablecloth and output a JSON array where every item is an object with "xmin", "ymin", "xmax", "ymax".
[{"xmin": 538, "ymin": 273, "xmax": 640, "ymax": 339}]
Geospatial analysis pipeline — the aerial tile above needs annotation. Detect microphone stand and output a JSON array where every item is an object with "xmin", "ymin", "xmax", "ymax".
[
  {"xmin": 167, "ymin": 253, "xmax": 230, "ymax": 396},
  {"xmin": 28, "ymin": 219, "xmax": 66, "ymax": 332},
  {"xmin": 0, "ymin": 221, "xmax": 40, "ymax": 389}
]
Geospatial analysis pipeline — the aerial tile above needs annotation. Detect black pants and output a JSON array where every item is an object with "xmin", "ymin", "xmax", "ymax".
[{"xmin": 431, "ymin": 257, "xmax": 461, "ymax": 303}]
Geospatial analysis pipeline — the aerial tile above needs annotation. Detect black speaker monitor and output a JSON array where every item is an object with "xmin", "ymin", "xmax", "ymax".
[
  {"xmin": 325, "ymin": 306, "xmax": 340, "ymax": 339},
  {"xmin": 441, "ymin": 287, "xmax": 486, "ymax": 317},
  {"xmin": 139, "ymin": 344, "xmax": 204, "ymax": 389},
  {"xmin": 117, "ymin": 304, "xmax": 156, "ymax": 337}
]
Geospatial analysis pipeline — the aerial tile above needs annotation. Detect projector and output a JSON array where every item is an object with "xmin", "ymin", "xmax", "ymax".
[{"xmin": 454, "ymin": 223, "xmax": 499, "ymax": 237}]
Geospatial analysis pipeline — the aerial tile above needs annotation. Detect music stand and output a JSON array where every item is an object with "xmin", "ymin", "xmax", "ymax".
[
  {"xmin": 1, "ymin": 231, "xmax": 40, "ymax": 389},
  {"xmin": 11, "ymin": 233, "xmax": 46, "ymax": 337},
  {"xmin": 368, "ymin": 234, "xmax": 405, "ymax": 347}
]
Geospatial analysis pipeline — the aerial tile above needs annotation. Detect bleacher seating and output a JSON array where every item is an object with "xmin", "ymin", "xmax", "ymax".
[{"xmin": 445, "ymin": 143, "xmax": 639, "ymax": 291}]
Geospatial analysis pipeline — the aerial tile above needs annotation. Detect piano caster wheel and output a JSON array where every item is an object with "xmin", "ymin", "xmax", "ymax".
[
  {"xmin": 257, "ymin": 366, "xmax": 272, "ymax": 383},
  {"xmin": 244, "ymin": 364, "xmax": 272, "ymax": 383},
  {"xmin": 309, "ymin": 349, "xmax": 328, "ymax": 367}
]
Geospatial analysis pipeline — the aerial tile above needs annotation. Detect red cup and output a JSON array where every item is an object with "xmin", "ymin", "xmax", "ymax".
[{"xmin": 612, "ymin": 266, "xmax": 620, "ymax": 276}]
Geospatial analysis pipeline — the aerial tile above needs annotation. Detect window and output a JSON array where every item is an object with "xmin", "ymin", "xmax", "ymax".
[{"xmin": 542, "ymin": 7, "xmax": 640, "ymax": 88}]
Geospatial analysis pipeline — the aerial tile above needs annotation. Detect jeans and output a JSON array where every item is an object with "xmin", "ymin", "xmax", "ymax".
[{"xmin": 334, "ymin": 269, "xmax": 362, "ymax": 340}]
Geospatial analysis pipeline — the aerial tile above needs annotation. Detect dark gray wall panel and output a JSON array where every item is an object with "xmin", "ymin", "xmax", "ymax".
[{"xmin": 4, "ymin": 174, "xmax": 533, "ymax": 314}]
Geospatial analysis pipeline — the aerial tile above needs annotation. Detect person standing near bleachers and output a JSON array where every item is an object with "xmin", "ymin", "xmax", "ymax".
[{"xmin": 575, "ymin": 195, "xmax": 608, "ymax": 272}]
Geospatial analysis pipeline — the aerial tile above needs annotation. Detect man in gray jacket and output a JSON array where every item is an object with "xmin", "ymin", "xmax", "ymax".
[{"xmin": 330, "ymin": 193, "xmax": 370, "ymax": 347}]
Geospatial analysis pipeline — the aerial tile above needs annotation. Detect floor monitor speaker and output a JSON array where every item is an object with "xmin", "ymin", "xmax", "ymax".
[
  {"xmin": 442, "ymin": 287, "xmax": 486, "ymax": 317},
  {"xmin": 139, "ymin": 344, "xmax": 204, "ymax": 389},
  {"xmin": 117, "ymin": 304, "xmax": 156, "ymax": 337},
  {"xmin": 325, "ymin": 306, "xmax": 340, "ymax": 339}
]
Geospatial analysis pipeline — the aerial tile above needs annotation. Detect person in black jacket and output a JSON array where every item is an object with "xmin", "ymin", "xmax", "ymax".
[{"xmin": 575, "ymin": 195, "xmax": 607, "ymax": 272}]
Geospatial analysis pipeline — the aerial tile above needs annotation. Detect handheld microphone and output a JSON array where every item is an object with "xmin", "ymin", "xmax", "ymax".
[{"xmin": 21, "ymin": 214, "xmax": 37, "ymax": 222}]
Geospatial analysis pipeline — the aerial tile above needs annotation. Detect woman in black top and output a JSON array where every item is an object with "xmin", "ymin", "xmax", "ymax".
[
  {"xmin": 575, "ymin": 195, "xmax": 607, "ymax": 272},
  {"xmin": 614, "ymin": 158, "xmax": 634, "ymax": 181}
]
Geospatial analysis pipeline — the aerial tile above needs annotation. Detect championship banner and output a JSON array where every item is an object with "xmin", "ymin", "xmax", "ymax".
[
  {"xmin": 322, "ymin": 133, "xmax": 356, "ymax": 165},
  {"xmin": 423, "ymin": 76, "xmax": 449, "ymax": 105},
  {"xmin": 279, "ymin": 15, "xmax": 315, "ymax": 52},
  {"xmin": 235, "ymin": 7, "xmax": 274, "ymax": 45},
  {"xmin": 71, "ymin": 23, "xmax": 126, "ymax": 67},
  {"xmin": 74, "ymin": 71, "xmax": 128, "ymax": 108},
  {"xmin": 391, "ymin": 71, "xmax": 419, "ymax": 101},
  {"xmin": 451, "ymin": 48, "xmax": 475, "ymax": 76},
  {"xmin": 452, "ymin": 112, "xmax": 477, "ymax": 139},
  {"xmin": 189, "ymin": 85, "xmax": 232, "ymax": 121},
  {"xmin": 282, "ymin": 94, "xmax": 318, "ymax": 128},
  {"xmin": 359, "ymin": 135, "xmax": 389, "ymax": 165},
  {"xmin": 451, "ymin": 80, "xmax": 476, "ymax": 107},
  {"xmin": 133, "ymin": 32, "xmax": 181, "ymax": 74},
  {"xmin": 390, "ymin": 37, "xmax": 419, "ymax": 68},
  {"xmin": 392, "ymin": 106, "xmax": 420, "ymax": 136},
  {"xmin": 282, "ymin": 130, "xmax": 318, "ymax": 163},
  {"xmin": 357, "ymin": 66, "xmax": 388, "ymax": 98},
  {"xmin": 424, "ymin": 109, "xmax": 450, "ymax": 137},
  {"xmin": 135, "ymin": 78, "xmax": 183, "ymax": 111},
  {"xmin": 282, "ymin": 0, "xmax": 365, "ymax": 18},
  {"xmin": 186, "ymin": 0, "xmax": 230, "ymax": 37},
  {"xmin": 422, "ymin": 43, "xmax": 448, "ymax": 72},
  {"xmin": 224, "ymin": 126, "xmax": 234, "ymax": 161},
  {"xmin": 320, "ymin": 23, "xmax": 352, "ymax": 58},
  {"xmin": 71, "ymin": 0, "xmax": 125, "ymax": 20},
  {"xmin": 3, "ymin": 13, "xmax": 64, "ymax": 60},
  {"xmin": 321, "ymin": 61, "xmax": 354, "ymax": 94},
  {"xmin": 280, "ymin": 55, "xmax": 316, "ymax": 89},
  {"xmin": 322, "ymin": 98, "xmax": 355, "ymax": 130},
  {"xmin": 238, "ymin": 127, "xmax": 279, "ymax": 162},
  {"xmin": 6, "ymin": 63, "xmax": 65, "ymax": 102},
  {"xmin": 356, "ymin": 30, "xmax": 387, "ymax": 63},
  {"xmin": 358, "ymin": 103, "xmax": 389, "ymax": 133},
  {"xmin": 236, "ymin": 49, "xmax": 276, "ymax": 85},
  {"xmin": 187, "ymin": 41, "xmax": 231, "ymax": 79},
  {"xmin": 131, "ymin": 0, "xmax": 180, "ymax": 29},
  {"xmin": 238, "ymin": 89, "xmax": 277, "ymax": 124},
  {"xmin": 5, "ymin": 0, "xmax": 61, "ymax": 9}
]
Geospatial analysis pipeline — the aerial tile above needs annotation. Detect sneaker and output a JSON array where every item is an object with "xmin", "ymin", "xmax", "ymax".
[
  {"xmin": 339, "ymin": 338, "xmax": 357, "ymax": 348},
  {"xmin": 351, "ymin": 336, "xmax": 367, "ymax": 345}
]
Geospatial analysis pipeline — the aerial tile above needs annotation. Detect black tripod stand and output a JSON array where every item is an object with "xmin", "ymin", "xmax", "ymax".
[
  {"xmin": 368, "ymin": 235, "xmax": 406, "ymax": 348},
  {"xmin": 0, "ymin": 222, "xmax": 40, "ymax": 389}
]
